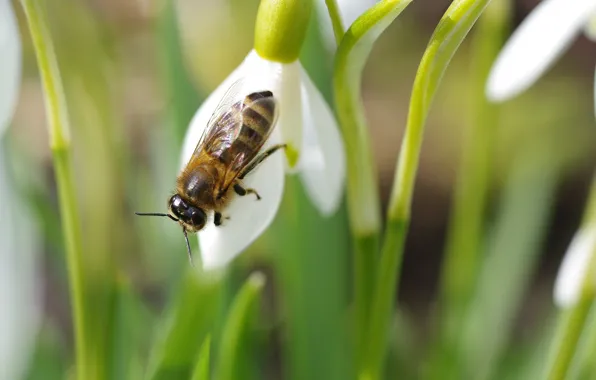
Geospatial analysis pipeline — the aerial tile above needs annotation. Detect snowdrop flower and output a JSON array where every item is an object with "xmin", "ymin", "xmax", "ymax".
[
  {"xmin": 554, "ymin": 225, "xmax": 596, "ymax": 308},
  {"xmin": 0, "ymin": 1, "xmax": 42, "ymax": 379},
  {"xmin": 486, "ymin": 0, "xmax": 596, "ymax": 101},
  {"xmin": 180, "ymin": 0, "xmax": 346, "ymax": 270}
]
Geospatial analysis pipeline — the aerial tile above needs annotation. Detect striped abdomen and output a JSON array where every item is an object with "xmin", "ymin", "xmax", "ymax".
[{"xmin": 218, "ymin": 90, "xmax": 277, "ymax": 166}]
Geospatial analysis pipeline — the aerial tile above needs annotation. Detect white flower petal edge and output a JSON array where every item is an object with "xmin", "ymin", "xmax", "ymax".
[
  {"xmin": 0, "ymin": 150, "xmax": 41, "ymax": 380},
  {"xmin": 554, "ymin": 226, "xmax": 596, "ymax": 308},
  {"xmin": 298, "ymin": 68, "xmax": 346, "ymax": 215},
  {"xmin": 0, "ymin": 0, "xmax": 22, "ymax": 134},
  {"xmin": 198, "ymin": 131, "xmax": 285, "ymax": 270},
  {"xmin": 486, "ymin": 0, "xmax": 596, "ymax": 101}
]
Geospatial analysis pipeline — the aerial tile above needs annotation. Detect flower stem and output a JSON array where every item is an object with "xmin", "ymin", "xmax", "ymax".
[
  {"xmin": 363, "ymin": 0, "xmax": 494, "ymax": 377},
  {"xmin": 324, "ymin": 0, "xmax": 345, "ymax": 44},
  {"xmin": 545, "ymin": 175, "xmax": 596, "ymax": 380},
  {"xmin": 332, "ymin": 0, "xmax": 412, "ymax": 369},
  {"xmin": 437, "ymin": 0, "xmax": 510, "ymax": 355},
  {"xmin": 19, "ymin": 1, "xmax": 88, "ymax": 378}
]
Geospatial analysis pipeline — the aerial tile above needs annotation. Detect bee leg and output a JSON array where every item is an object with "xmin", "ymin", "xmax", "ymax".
[
  {"xmin": 239, "ymin": 144, "xmax": 287, "ymax": 179},
  {"xmin": 233, "ymin": 183, "xmax": 261, "ymax": 200},
  {"xmin": 214, "ymin": 212, "xmax": 223, "ymax": 226}
]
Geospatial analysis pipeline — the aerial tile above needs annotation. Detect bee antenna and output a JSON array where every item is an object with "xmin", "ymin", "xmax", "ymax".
[
  {"xmin": 182, "ymin": 229, "xmax": 195, "ymax": 267},
  {"xmin": 135, "ymin": 212, "xmax": 178, "ymax": 222}
]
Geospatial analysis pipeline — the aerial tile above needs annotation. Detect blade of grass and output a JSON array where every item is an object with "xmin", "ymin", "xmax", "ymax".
[
  {"xmin": 543, "ymin": 175, "xmax": 596, "ymax": 380},
  {"xmin": 273, "ymin": 177, "xmax": 351, "ymax": 380},
  {"xmin": 191, "ymin": 336, "xmax": 211, "ymax": 380},
  {"xmin": 366, "ymin": 0, "xmax": 495, "ymax": 378},
  {"xmin": 19, "ymin": 1, "xmax": 89, "ymax": 377},
  {"xmin": 215, "ymin": 272, "xmax": 266, "ymax": 380},
  {"xmin": 108, "ymin": 276, "xmax": 154, "ymax": 380},
  {"xmin": 437, "ymin": 0, "xmax": 510, "ymax": 352},
  {"xmin": 146, "ymin": 270, "xmax": 222, "ymax": 380},
  {"xmin": 459, "ymin": 148, "xmax": 559, "ymax": 380},
  {"xmin": 568, "ymin": 305, "xmax": 596, "ymax": 380}
]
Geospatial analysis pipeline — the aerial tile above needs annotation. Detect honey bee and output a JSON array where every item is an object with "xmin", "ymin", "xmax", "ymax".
[{"xmin": 136, "ymin": 80, "xmax": 286, "ymax": 264}]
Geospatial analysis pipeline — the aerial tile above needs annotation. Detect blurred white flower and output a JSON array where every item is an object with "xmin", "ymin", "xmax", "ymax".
[
  {"xmin": 0, "ymin": 0, "xmax": 22, "ymax": 132},
  {"xmin": 554, "ymin": 226, "xmax": 596, "ymax": 308},
  {"xmin": 181, "ymin": 50, "xmax": 345, "ymax": 270},
  {"xmin": 486, "ymin": 0, "xmax": 596, "ymax": 101},
  {"xmin": 0, "ymin": 1, "xmax": 42, "ymax": 379}
]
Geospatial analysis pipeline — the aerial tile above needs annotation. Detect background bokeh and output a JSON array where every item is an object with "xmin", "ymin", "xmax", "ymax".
[{"xmin": 4, "ymin": 0, "xmax": 596, "ymax": 378}]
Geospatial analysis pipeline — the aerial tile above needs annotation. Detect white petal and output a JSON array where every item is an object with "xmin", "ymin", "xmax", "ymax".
[
  {"xmin": 0, "ymin": 0, "xmax": 22, "ymax": 135},
  {"xmin": 554, "ymin": 226, "xmax": 596, "ymax": 308},
  {"xmin": 0, "ymin": 146, "xmax": 41, "ymax": 380},
  {"xmin": 486, "ymin": 0, "xmax": 596, "ymax": 101},
  {"xmin": 297, "ymin": 67, "xmax": 346, "ymax": 215},
  {"xmin": 244, "ymin": 54, "xmax": 303, "ymax": 169},
  {"xmin": 197, "ymin": 131, "xmax": 285, "ymax": 270}
]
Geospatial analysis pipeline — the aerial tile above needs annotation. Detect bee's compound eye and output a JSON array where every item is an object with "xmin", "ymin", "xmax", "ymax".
[
  {"xmin": 190, "ymin": 207, "xmax": 207, "ymax": 230},
  {"xmin": 168, "ymin": 194, "xmax": 186, "ymax": 219}
]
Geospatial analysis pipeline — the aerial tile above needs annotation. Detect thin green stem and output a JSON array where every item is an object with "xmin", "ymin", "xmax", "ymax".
[
  {"xmin": 332, "ymin": 0, "xmax": 412, "ymax": 370},
  {"xmin": 20, "ymin": 1, "xmax": 88, "ymax": 379},
  {"xmin": 435, "ymin": 2, "xmax": 510, "ymax": 368},
  {"xmin": 216, "ymin": 273, "xmax": 266, "ymax": 380},
  {"xmin": 364, "ymin": 0, "xmax": 494, "ymax": 378},
  {"xmin": 545, "ymin": 175, "xmax": 596, "ymax": 380},
  {"xmin": 324, "ymin": 0, "xmax": 346, "ymax": 44},
  {"xmin": 439, "ymin": 0, "xmax": 509, "ymax": 320}
]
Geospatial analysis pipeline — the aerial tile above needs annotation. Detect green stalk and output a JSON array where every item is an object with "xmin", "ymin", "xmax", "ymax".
[
  {"xmin": 332, "ymin": 0, "xmax": 412, "ymax": 363},
  {"xmin": 439, "ymin": 0, "xmax": 510, "ymax": 328},
  {"xmin": 191, "ymin": 336, "xmax": 211, "ymax": 380},
  {"xmin": 544, "ymin": 175, "xmax": 596, "ymax": 380},
  {"xmin": 324, "ymin": 0, "xmax": 346, "ymax": 43},
  {"xmin": 363, "ymin": 0, "xmax": 494, "ymax": 378},
  {"xmin": 568, "ymin": 306, "xmax": 596, "ymax": 380},
  {"xmin": 19, "ymin": 0, "xmax": 87, "ymax": 378},
  {"xmin": 216, "ymin": 273, "xmax": 266, "ymax": 380}
]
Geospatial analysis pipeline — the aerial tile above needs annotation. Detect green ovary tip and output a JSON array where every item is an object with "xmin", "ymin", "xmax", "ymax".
[{"xmin": 254, "ymin": 0, "xmax": 312, "ymax": 63}]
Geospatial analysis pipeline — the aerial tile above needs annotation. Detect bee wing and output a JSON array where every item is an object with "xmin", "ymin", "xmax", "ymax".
[
  {"xmin": 190, "ymin": 78, "xmax": 248, "ymax": 161},
  {"xmin": 218, "ymin": 94, "xmax": 279, "ymax": 192}
]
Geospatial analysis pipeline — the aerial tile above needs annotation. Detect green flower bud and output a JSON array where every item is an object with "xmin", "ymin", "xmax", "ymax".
[{"xmin": 254, "ymin": 0, "xmax": 312, "ymax": 63}]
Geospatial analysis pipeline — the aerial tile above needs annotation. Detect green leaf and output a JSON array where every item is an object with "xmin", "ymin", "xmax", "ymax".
[
  {"xmin": 147, "ymin": 270, "xmax": 222, "ymax": 380},
  {"xmin": 191, "ymin": 336, "xmax": 211, "ymax": 380},
  {"xmin": 215, "ymin": 272, "xmax": 266, "ymax": 380},
  {"xmin": 438, "ymin": 0, "xmax": 511, "ymax": 337},
  {"xmin": 108, "ymin": 278, "xmax": 153, "ymax": 380},
  {"xmin": 272, "ymin": 177, "xmax": 351, "ymax": 380},
  {"xmin": 25, "ymin": 326, "xmax": 67, "ymax": 380},
  {"xmin": 458, "ymin": 149, "xmax": 559, "ymax": 380}
]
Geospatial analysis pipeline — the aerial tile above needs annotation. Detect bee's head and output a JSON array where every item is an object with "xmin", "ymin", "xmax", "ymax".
[{"xmin": 168, "ymin": 194, "xmax": 207, "ymax": 232}]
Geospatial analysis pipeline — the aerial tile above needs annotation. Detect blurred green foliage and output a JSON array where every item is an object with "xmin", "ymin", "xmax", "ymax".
[{"xmin": 9, "ymin": 0, "xmax": 596, "ymax": 379}]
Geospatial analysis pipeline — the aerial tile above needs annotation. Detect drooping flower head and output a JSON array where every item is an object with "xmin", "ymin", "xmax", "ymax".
[
  {"xmin": 180, "ymin": 0, "xmax": 346, "ymax": 270},
  {"xmin": 486, "ymin": 0, "xmax": 596, "ymax": 308},
  {"xmin": 486, "ymin": 0, "xmax": 596, "ymax": 101}
]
